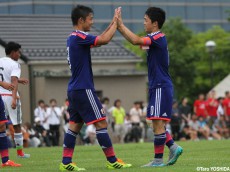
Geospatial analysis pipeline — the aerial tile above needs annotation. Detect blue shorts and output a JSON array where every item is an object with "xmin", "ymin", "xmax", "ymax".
[
  {"xmin": 67, "ymin": 89, "xmax": 106, "ymax": 125},
  {"xmin": 0, "ymin": 96, "xmax": 8, "ymax": 124},
  {"xmin": 146, "ymin": 87, "xmax": 173, "ymax": 121}
]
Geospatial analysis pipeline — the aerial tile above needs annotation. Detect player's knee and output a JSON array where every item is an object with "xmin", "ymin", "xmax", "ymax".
[
  {"xmin": 69, "ymin": 122, "xmax": 83, "ymax": 133},
  {"xmin": 13, "ymin": 124, "xmax": 21, "ymax": 133},
  {"xmin": 94, "ymin": 120, "xmax": 107, "ymax": 130}
]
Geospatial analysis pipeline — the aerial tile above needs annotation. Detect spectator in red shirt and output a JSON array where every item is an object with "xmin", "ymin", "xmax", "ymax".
[
  {"xmin": 222, "ymin": 91, "xmax": 230, "ymax": 121},
  {"xmin": 205, "ymin": 90, "xmax": 219, "ymax": 127},
  {"xmin": 193, "ymin": 94, "xmax": 206, "ymax": 118}
]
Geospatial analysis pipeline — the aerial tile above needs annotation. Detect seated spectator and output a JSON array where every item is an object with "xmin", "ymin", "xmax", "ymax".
[
  {"xmin": 180, "ymin": 125, "xmax": 197, "ymax": 141},
  {"xmin": 213, "ymin": 115, "xmax": 229, "ymax": 139},
  {"xmin": 197, "ymin": 116, "xmax": 210, "ymax": 140},
  {"xmin": 23, "ymin": 122, "xmax": 41, "ymax": 147},
  {"xmin": 83, "ymin": 124, "xmax": 97, "ymax": 145},
  {"xmin": 187, "ymin": 114, "xmax": 199, "ymax": 141},
  {"xmin": 34, "ymin": 117, "xmax": 51, "ymax": 147}
]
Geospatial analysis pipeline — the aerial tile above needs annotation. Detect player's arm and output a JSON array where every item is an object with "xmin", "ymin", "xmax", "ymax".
[
  {"xmin": 96, "ymin": 8, "xmax": 119, "ymax": 46},
  {"xmin": 18, "ymin": 78, "xmax": 29, "ymax": 85},
  {"xmin": 118, "ymin": 23, "xmax": 145, "ymax": 45},
  {"xmin": 117, "ymin": 8, "xmax": 150, "ymax": 45},
  {"xmin": 11, "ymin": 76, "xmax": 19, "ymax": 109},
  {"xmin": 0, "ymin": 81, "xmax": 14, "ymax": 91}
]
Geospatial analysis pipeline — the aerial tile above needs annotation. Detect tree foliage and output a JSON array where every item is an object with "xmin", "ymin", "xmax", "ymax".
[{"xmin": 124, "ymin": 18, "xmax": 230, "ymax": 102}]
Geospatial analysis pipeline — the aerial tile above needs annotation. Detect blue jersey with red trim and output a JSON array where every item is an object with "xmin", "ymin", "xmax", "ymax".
[
  {"xmin": 145, "ymin": 31, "xmax": 173, "ymax": 89},
  {"xmin": 67, "ymin": 31, "xmax": 98, "ymax": 91}
]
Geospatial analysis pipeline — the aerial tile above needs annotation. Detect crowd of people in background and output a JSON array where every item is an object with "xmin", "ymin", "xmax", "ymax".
[{"xmin": 4, "ymin": 90, "xmax": 230, "ymax": 148}]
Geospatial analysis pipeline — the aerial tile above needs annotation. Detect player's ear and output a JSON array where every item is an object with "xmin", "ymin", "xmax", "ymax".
[
  {"xmin": 79, "ymin": 17, "xmax": 84, "ymax": 24},
  {"xmin": 152, "ymin": 21, "xmax": 158, "ymax": 27}
]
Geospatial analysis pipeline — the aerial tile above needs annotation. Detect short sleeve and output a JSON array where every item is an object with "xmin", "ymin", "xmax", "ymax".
[
  {"xmin": 11, "ymin": 63, "xmax": 21, "ymax": 78},
  {"xmin": 73, "ymin": 32, "xmax": 98, "ymax": 46}
]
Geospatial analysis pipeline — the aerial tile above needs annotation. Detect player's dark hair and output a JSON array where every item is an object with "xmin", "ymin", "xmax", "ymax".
[
  {"xmin": 5, "ymin": 42, "xmax": 21, "ymax": 55},
  {"xmin": 145, "ymin": 7, "xmax": 165, "ymax": 29},
  {"xmin": 225, "ymin": 91, "xmax": 229, "ymax": 96},
  {"xmin": 71, "ymin": 5, "xmax": 93, "ymax": 26}
]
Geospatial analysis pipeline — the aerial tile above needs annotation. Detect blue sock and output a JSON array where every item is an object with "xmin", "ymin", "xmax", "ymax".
[
  {"xmin": 154, "ymin": 133, "xmax": 166, "ymax": 159},
  {"xmin": 0, "ymin": 131, "xmax": 9, "ymax": 163},
  {"xmin": 96, "ymin": 128, "xmax": 117, "ymax": 163},
  {"xmin": 62, "ymin": 129, "xmax": 78, "ymax": 165}
]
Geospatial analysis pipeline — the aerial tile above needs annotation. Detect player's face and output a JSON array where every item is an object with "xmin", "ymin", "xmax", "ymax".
[
  {"xmin": 82, "ymin": 13, "xmax": 94, "ymax": 32},
  {"xmin": 144, "ymin": 15, "xmax": 154, "ymax": 33},
  {"xmin": 12, "ymin": 49, "xmax": 21, "ymax": 61}
]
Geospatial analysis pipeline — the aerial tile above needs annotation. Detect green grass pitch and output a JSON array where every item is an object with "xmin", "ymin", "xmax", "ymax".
[{"xmin": 1, "ymin": 140, "xmax": 230, "ymax": 172}]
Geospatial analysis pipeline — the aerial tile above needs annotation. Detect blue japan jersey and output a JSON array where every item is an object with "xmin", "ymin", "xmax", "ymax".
[
  {"xmin": 145, "ymin": 31, "xmax": 173, "ymax": 89},
  {"xmin": 67, "ymin": 31, "xmax": 98, "ymax": 91}
]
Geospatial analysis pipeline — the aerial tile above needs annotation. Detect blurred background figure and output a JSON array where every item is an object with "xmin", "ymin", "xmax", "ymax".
[
  {"xmin": 129, "ymin": 101, "xmax": 143, "ymax": 143},
  {"xmin": 112, "ymin": 99, "xmax": 126, "ymax": 143},
  {"xmin": 61, "ymin": 98, "xmax": 70, "ymax": 134},
  {"xmin": 47, "ymin": 99, "xmax": 62, "ymax": 146},
  {"xmin": 34, "ymin": 100, "xmax": 49, "ymax": 131}
]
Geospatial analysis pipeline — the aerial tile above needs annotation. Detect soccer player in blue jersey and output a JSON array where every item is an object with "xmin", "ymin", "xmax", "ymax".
[
  {"xmin": 0, "ymin": 81, "xmax": 21, "ymax": 167},
  {"xmin": 59, "ymin": 5, "xmax": 131, "ymax": 171},
  {"xmin": 117, "ymin": 7, "xmax": 183, "ymax": 167}
]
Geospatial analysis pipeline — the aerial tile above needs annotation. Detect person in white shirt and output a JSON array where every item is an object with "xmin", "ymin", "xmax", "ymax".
[
  {"xmin": 129, "ymin": 101, "xmax": 143, "ymax": 142},
  {"xmin": 46, "ymin": 99, "xmax": 62, "ymax": 146},
  {"xmin": 34, "ymin": 100, "xmax": 49, "ymax": 130},
  {"xmin": 0, "ymin": 42, "xmax": 30, "ymax": 158}
]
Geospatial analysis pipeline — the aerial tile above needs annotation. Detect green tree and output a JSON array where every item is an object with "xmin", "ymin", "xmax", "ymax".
[{"xmin": 187, "ymin": 26, "xmax": 230, "ymax": 97}]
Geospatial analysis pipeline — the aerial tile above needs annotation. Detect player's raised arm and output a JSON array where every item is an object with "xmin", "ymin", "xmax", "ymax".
[
  {"xmin": 117, "ymin": 8, "xmax": 148, "ymax": 46},
  {"xmin": 96, "ymin": 8, "xmax": 119, "ymax": 46}
]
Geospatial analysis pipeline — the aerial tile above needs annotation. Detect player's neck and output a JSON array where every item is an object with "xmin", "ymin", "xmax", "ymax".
[
  {"xmin": 74, "ymin": 25, "xmax": 85, "ymax": 32},
  {"xmin": 152, "ymin": 29, "xmax": 160, "ymax": 34}
]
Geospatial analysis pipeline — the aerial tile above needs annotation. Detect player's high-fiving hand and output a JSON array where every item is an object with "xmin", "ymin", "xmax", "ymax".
[{"xmin": 117, "ymin": 7, "xmax": 123, "ymax": 27}]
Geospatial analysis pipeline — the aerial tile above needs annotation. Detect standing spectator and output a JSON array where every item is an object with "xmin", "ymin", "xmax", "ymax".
[
  {"xmin": 129, "ymin": 101, "xmax": 143, "ymax": 142},
  {"xmin": 61, "ymin": 99, "xmax": 70, "ymax": 133},
  {"xmin": 34, "ymin": 100, "xmax": 49, "ymax": 131},
  {"xmin": 217, "ymin": 97, "xmax": 224, "ymax": 118},
  {"xmin": 205, "ymin": 90, "xmax": 218, "ymax": 127},
  {"xmin": 170, "ymin": 100, "xmax": 181, "ymax": 141},
  {"xmin": 101, "ymin": 97, "xmax": 111, "ymax": 123},
  {"xmin": 193, "ymin": 94, "xmax": 207, "ymax": 119},
  {"xmin": 112, "ymin": 99, "xmax": 126, "ymax": 143},
  {"xmin": 47, "ymin": 99, "xmax": 62, "ymax": 146},
  {"xmin": 223, "ymin": 91, "xmax": 230, "ymax": 124},
  {"xmin": 179, "ymin": 97, "xmax": 191, "ymax": 124}
]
